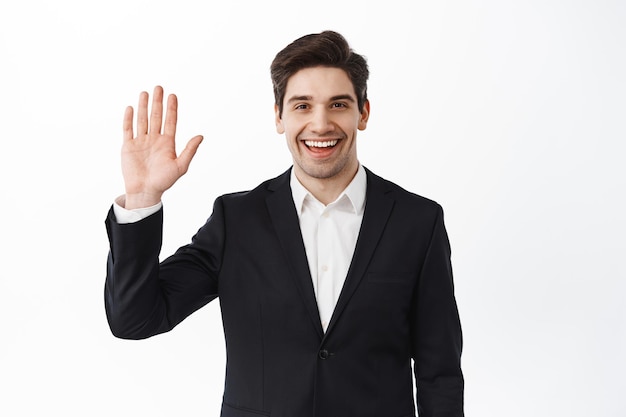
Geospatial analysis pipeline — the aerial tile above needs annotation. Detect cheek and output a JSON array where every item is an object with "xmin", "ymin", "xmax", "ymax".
[
  {"xmin": 285, "ymin": 133, "xmax": 299, "ymax": 152},
  {"xmin": 338, "ymin": 116, "xmax": 360, "ymax": 132}
]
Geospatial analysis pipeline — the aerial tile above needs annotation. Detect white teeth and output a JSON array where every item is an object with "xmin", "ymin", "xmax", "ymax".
[{"xmin": 304, "ymin": 140, "xmax": 338, "ymax": 148}]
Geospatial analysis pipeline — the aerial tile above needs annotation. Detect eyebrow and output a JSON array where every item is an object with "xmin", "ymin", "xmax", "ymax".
[
  {"xmin": 286, "ymin": 94, "xmax": 356, "ymax": 104},
  {"xmin": 330, "ymin": 94, "xmax": 356, "ymax": 102}
]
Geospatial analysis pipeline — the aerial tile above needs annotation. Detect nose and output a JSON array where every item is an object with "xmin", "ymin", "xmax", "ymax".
[{"xmin": 308, "ymin": 108, "xmax": 335, "ymax": 134}]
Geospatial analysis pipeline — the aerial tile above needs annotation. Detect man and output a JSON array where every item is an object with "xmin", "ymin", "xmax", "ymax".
[{"xmin": 105, "ymin": 31, "xmax": 464, "ymax": 416}]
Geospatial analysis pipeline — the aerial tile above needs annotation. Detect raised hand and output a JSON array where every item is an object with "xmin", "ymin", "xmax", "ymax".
[{"xmin": 121, "ymin": 86, "xmax": 203, "ymax": 209}]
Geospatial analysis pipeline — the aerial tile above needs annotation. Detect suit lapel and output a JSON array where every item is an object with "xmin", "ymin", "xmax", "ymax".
[
  {"xmin": 265, "ymin": 167, "xmax": 395, "ymax": 341},
  {"xmin": 266, "ymin": 169, "xmax": 325, "ymax": 339},
  {"xmin": 324, "ymin": 168, "xmax": 395, "ymax": 339}
]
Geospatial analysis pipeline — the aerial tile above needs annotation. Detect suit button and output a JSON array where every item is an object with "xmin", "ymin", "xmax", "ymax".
[{"xmin": 318, "ymin": 349, "xmax": 330, "ymax": 360}]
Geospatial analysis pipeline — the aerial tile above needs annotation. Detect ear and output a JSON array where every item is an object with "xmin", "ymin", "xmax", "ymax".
[
  {"xmin": 358, "ymin": 100, "xmax": 370, "ymax": 131},
  {"xmin": 274, "ymin": 104, "xmax": 285, "ymax": 134}
]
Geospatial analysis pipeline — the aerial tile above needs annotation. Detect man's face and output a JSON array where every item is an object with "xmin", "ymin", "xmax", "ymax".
[{"xmin": 275, "ymin": 66, "xmax": 369, "ymax": 186}]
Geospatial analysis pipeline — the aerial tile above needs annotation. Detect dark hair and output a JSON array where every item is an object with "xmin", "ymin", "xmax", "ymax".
[{"xmin": 270, "ymin": 30, "xmax": 369, "ymax": 117}]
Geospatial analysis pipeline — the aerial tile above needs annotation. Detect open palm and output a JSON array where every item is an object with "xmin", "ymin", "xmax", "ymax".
[{"xmin": 121, "ymin": 86, "xmax": 203, "ymax": 209}]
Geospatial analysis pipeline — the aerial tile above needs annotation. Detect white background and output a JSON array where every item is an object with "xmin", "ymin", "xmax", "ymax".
[{"xmin": 1, "ymin": 1, "xmax": 624, "ymax": 416}]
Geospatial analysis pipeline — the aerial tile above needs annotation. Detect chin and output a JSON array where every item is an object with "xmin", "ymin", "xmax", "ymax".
[{"xmin": 302, "ymin": 164, "xmax": 346, "ymax": 180}]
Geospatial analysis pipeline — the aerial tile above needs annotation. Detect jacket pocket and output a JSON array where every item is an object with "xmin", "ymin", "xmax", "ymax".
[{"xmin": 221, "ymin": 402, "xmax": 270, "ymax": 417}]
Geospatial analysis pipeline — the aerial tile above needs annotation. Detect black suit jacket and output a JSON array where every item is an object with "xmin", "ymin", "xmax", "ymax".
[{"xmin": 105, "ymin": 167, "xmax": 464, "ymax": 417}]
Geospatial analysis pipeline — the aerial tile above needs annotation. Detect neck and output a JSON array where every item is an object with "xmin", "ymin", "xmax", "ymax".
[{"xmin": 294, "ymin": 162, "xmax": 359, "ymax": 205}]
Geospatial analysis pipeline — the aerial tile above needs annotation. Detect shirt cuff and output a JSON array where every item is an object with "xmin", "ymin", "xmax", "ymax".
[{"xmin": 113, "ymin": 195, "xmax": 163, "ymax": 224}]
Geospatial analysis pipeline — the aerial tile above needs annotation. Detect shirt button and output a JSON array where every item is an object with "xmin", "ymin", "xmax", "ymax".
[
  {"xmin": 322, "ymin": 212, "xmax": 330, "ymax": 218},
  {"xmin": 318, "ymin": 349, "xmax": 330, "ymax": 360},
  {"xmin": 321, "ymin": 265, "xmax": 328, "ymax": 272}
]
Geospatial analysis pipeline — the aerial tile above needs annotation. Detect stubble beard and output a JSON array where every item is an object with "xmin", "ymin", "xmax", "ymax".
[{"xmin": 295, "ymin": 149, "xmax": 355, "ymax": 181}]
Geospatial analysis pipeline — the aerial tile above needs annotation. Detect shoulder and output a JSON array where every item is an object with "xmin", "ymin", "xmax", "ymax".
[
  {"xmin": 364, "ymin": 167, "xmax": 443, "ymax": 215},
  {"xmin": 216, "ymin": 168, "xmax": 291, "ymax": 205}
]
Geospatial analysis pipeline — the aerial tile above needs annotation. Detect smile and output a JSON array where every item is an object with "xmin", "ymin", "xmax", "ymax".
[{"xmin": 304, "ymin": 140, "xmax": 338, "ymax": 148}]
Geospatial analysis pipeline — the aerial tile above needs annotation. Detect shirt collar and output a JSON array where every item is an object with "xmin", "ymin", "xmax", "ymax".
[{"xmin": 290, "ymin": 164, "xmax": 367, "ymax": 216}]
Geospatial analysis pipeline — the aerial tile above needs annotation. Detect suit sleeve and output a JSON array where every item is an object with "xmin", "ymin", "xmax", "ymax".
[
  {"xmin": 412, "ymin": 205, "xmax": 464, "ymax": 416},
  {"xmin": 104, "ymin": 198, "xmax": 225, "ymax": 339}
]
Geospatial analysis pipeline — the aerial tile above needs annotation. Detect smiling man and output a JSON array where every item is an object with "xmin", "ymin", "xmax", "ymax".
[{"xmin": 105, "ymin": 31, "xmax": 464, "ymax": 417}]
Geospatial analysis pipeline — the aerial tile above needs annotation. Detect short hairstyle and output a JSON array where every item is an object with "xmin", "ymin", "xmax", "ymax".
[{"xmin": 270, "ymin": 30, "xmax": 369, "ymax": 117}]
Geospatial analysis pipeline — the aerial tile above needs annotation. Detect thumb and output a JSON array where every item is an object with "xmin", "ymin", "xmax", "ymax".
[{"xmin": 177, "ymin": 135, "xmax": 204, "ymax": 174}]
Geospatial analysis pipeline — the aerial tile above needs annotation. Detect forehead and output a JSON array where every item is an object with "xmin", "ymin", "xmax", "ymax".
[{"xmin": 285, "ymin": 66, "xmax": 356, "ymax": 99}]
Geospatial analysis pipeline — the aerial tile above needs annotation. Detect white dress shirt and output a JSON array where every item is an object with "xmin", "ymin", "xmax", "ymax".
[
  {"xmin": 290, "ymin": 165, "xmax": 366, "ymax": 332},
  {"xmin": 113, "ymin": 165, "xmax": 367, "ymax": 332}
]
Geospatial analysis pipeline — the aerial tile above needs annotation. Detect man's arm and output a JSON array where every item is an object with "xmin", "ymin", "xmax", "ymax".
[
  {"xmin": 412, "ymin": 206, "xmax": 464, "ymax": 416},
  {"xmin": 104, "ymin": 201, "xmax": 222, "ymax": 340},
  {"xmin": 104, "ymin": 86, "xmax": 210, "ymax": 339}
]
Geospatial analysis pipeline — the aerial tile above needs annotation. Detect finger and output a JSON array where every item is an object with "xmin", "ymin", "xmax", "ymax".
[
  {"xmin": 123, "ymin": 106, "xmax": 134, "ymax": 141},
  {"xmin": 177, "ymin": 135, "xmax": 204, "ymax": 175},
  {"xmin": 149, "ymin": 85, "xmax": 164, "ymax": 135},
  {"xmin": 137, "ymin": 91, "xmax": 149, "ymax": 136},
  {"xmin": 163, "ymin": 93, "xmax": 178, "ymax": 138}
]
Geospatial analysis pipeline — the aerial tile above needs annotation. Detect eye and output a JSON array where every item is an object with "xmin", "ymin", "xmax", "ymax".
[
  {"xmin": 294, "ymin": 103, "xmax": 309, "ymax": 110},
  {"xmin": 331, "ymin": 102, "xmax": 348, "ymax": 109}
]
